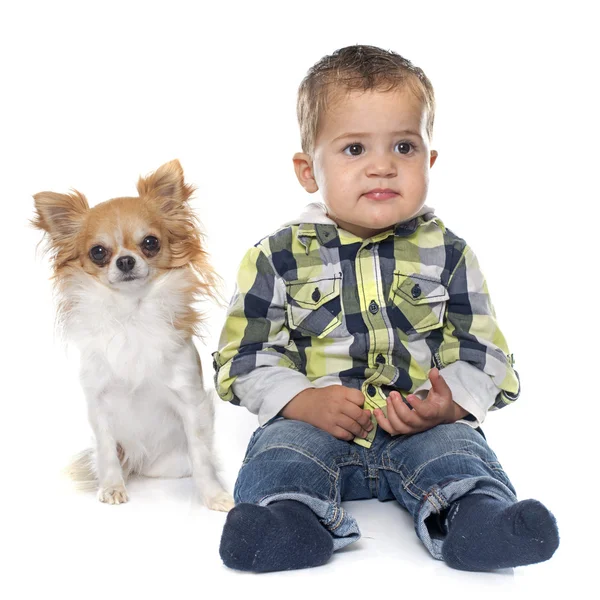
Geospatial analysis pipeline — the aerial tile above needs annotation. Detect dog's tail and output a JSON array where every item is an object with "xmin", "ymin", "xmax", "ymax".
[{"xmin": 62, "ymin": 448, "xmax": 97, "ymax": 491}]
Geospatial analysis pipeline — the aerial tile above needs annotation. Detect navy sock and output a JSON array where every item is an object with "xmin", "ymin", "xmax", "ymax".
[
  {"xmin": 442, "ymin": 494, "xmax": 559, "ymax": 571},
  {"xmin": 219, "ymin": 500, "xmax": 334, "ymax": 572}
]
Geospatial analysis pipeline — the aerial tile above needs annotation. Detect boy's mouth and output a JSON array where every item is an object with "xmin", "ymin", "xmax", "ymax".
[{"xmin": 364, "ymin": 188, "xmax": 398, "ymax": 200}]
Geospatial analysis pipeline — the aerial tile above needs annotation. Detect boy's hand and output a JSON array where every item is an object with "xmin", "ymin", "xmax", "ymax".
[
  {"xmin": 281, "ymin": 386, "xmax": 373, "ymax": 441},
  {"xmin": 374, "ymin": 368, "xmax": 469, "ymax": 436}
]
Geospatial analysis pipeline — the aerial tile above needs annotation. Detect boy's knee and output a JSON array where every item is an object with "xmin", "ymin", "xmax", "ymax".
[
  {"xmin": 234, "ymin": 444, "xmax": 337, "ymax": 504},
  {"xmin": 246, "ymin": 418, "xmax": 350, "ymax": 461},
  {"xmin": 234, "ymin": 420, "xmax": 356, "ymax": 504},
  {"xmin": 388, "ymin": 423, "xmax": 496, "ymax": 466}
]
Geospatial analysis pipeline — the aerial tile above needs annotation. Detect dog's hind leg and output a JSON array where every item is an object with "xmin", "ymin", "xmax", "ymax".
[{"xmin": 142, "ymin": 449, "xmax": 192, "ymax": 479}]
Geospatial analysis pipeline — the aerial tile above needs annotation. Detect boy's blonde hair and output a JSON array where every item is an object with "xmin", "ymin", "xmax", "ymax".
[{"xmin": 297, "ymin": 45, "xmax": 435, "ymax": 154}]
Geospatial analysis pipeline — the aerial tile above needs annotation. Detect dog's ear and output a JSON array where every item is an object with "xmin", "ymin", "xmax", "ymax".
[
  {"xmin": 32, "ymin": 190, "xmax": 89, "ymax": 238},
  {"xmin": 138, "ymin": 160, "xmax": 203, "ymax": 269},
  {"xmin": 137, "ymin": 159, "xmax": 195, "ymax": 214}
]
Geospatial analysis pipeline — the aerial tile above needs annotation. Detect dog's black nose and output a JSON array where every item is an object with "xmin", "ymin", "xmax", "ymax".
[{"xmin": 116, "ymin": 256, "xmax": 136, "ymax": 273}]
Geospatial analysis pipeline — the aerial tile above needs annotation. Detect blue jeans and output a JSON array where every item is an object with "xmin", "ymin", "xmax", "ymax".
[{"xmin": 234, "ymin": 418, "xmax": 517, "ymax": 559}]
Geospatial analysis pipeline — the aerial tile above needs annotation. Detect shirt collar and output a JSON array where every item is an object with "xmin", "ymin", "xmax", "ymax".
[{"xmin": 287, "ymin": 202, "xmax": 440, "ymax": 249}]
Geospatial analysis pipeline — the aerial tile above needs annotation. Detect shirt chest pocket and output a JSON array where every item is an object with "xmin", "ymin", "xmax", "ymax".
[
  {"xmin": 389, "ymin": 272, "xmax": 449, "ymax": 334},
  {"xmin": 285, "ymin": 276, "xmax": 342, "ymax": 338}
]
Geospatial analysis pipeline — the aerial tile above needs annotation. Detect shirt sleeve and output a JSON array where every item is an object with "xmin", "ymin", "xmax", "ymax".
[
  {"xmin": 433, "ymin": 243, "xmax": 520, "ymax": 410},
  {"xmin": 232, "ymin": 369, "xmax": 314, "ymax": 425},
  {"xmin": 212, "ymin": 244, "xmax": 313, "ymax": 411}
]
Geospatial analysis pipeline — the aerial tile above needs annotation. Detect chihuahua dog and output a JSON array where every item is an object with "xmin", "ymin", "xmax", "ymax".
[{"xmin": 33, "ymin": 160, "xmax": 234, "ymax": 511}]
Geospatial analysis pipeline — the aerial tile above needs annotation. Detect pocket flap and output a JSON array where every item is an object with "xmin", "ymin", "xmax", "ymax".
[
  {"xmin": 393, "ymin": 272, "xmax": 448, "ymax": 305},
  {"xmin": 286, "ymin": 276, "xmax": 341, "ymax": 309}
]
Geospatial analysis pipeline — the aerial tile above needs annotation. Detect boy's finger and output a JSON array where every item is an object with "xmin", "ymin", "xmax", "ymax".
[
  {"xmin": 385, "ymin": 396, "xmax": 415, "ymax": 434},
  {"xmin": 358, "ymin": 409, "xmax": 373, "ymax": 430},
  {"xmin": 389, "ymin": 392, "xmax": 423, "ymax": 429},
  {"xmin": 373, "ymin": 408, "xmax": 397, "ymax": 435},
  {"xmin": 341, "ymin": 403, "xmax": 373, "ymax": 431},
  {"xmin": 405, "ymin": 394, "xmax": 437, "ymax": 420},
  {"xmin": 430, "ymin": 368, "xmax": 452, "ymax": 398},
  {"xmin": 346, "ymin": 388, "xmax": 367, "ymax": 406},
  {"xmin": 332, "ymin": 426, "xmax": 354, "ymax": 441},
  {"xmin": 337, "ymin": 414, "xmax": 367, "ymax": 438}
]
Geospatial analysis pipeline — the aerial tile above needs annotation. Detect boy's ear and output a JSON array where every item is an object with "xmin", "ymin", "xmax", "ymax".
[
  {"xmin": 430, "ymin": 150, "xmax": 438, "ymax": 168},
  {"xmin": 293, "ymin": 153, "xmax": 319, "ymax": 193}
]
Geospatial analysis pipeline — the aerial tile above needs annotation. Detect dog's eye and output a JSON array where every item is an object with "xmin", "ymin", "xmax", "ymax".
[
  {"xmin": 89, "ymin": 245, "xmax": 108, "ymax": 264},
  {"xmin": 141, "ymin": 236, "xmax": 160, "ymax": 256}
]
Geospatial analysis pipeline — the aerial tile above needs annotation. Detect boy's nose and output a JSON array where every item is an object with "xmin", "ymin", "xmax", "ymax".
[{"xmin": 366, "ymin": 155, "xmax": 397, "ymax": 177}]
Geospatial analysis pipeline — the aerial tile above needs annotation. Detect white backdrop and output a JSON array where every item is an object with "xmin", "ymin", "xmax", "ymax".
[{"xmin": 2, "ymin": 1, "xmax": 597, "ymax": 598}]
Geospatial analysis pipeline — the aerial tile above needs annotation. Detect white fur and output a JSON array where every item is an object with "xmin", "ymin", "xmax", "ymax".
[{"xmin": 62, "ymin": 267, "xmax": 234, "ymax": 511}]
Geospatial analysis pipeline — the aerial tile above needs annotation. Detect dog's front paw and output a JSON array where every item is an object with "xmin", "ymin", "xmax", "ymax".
[
  {"xmin": 98, "ymin": 484, "xmax": 129, "ymax": 505},
  {"xmin": 206, "ymin": 491, "xmax": 235, "ymax": 512}
]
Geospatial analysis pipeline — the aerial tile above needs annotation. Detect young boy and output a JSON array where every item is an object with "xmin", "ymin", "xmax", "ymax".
[{"xmin": 213, "ymin": 45, "xmax": 559, "ymax": 573}]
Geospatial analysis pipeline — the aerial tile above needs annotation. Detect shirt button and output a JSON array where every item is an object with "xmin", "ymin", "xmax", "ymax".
[
  {"xmin": 376, "ymin": 354, "xmax": 385, "ymax": 364},
  {"xmin": 311, "ymin": 287, "xmax": 321, "ymax": 302},
  {"xmin": 369, "ymin": 300, "xmax": 379, "ymax": 314},
  {"xmin": 367, "ymin": 384, "xmax": 376, "ymax": 397},
  {"xmin": 411, "ymin": 284, "xmax": 422, "ymax": 299}
]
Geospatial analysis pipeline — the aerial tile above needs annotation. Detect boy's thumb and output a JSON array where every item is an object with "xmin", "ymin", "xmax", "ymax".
[{"xmin": 430, "ymin": 368, "xmax": 450, "ymax": 394}]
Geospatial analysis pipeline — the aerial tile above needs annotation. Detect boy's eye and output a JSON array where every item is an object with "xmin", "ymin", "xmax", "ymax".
[
  {"xmin": 89, "ymin": 245, "xmax": 109, "ymax": 265},
  {"xmin": 141, "ymin": 235, "xmax": 160, "ymax": 256},
  {"xmin": 344, "ymin": 144, "xmax": 364, "ymax": 156},
  {"xmin": 395, "ymin": 142, "xmax": 413, "ymax": 154}
]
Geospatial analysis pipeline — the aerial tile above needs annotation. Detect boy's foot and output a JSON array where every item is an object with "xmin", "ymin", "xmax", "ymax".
[
  {"xmin": 219, "ymin": 500, "xmax": 334, "ymax": 572},
  {"xmin": 442, "ymin": 494, "xmax": 559, "ymax": 571}
]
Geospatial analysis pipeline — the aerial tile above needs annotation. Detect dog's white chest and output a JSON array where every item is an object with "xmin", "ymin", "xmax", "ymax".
[
  {"xmin": 70, "ymin": 279, "xmax": 188, "ymax": 389},
  {"xmin": 100, "ymin": 303, "xmax": 177, "ymax": 384},
  {"xmin": 70, "ymin": 276, "xmax": 202, "ymax": 461}
]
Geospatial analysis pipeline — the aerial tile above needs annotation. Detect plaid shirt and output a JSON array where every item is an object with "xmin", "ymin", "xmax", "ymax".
[{"xmin": 213, "ymin": 203, "xmax": 520, "ymax": 448}]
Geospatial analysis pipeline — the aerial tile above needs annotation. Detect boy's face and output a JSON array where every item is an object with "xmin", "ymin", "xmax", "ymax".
[{"xmin": 294, "ymin": 88, "xmax": 437, "ymax": 238}]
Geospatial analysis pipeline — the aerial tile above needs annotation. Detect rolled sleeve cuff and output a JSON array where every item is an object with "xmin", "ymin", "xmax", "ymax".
[
  {"xmin": 413, "ymin": 362, "xmax": 500, "ymax": 428},
  {"xmin": 232, "ymin": 368, "xmax": 315, "ymax": 426}
]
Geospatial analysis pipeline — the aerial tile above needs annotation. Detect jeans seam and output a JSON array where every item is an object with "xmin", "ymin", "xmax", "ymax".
[
  {"xmin": 424, "ymin": 487, "xmax": 448, "ymax": 511},
  {"xmin": 404, "ymin": 450, "xmax": 497, "ymax": 486},
  {"xmin": 334, "ymin": 455, "xmax": 363, "ymax": 468},
  {"xmin": 328, "ymin": 505, "xmax": 345, "ymax": 530},
  {"xmin": 383, "ymin": 462, "xmax": 428, "ymax": 501},
  {"xmin": 249, "ymin": 443, "xmax": 339, "ymax": 478},
  {"xmin": 384, "ymin": 450, "xmax": 511, "ymax": 503}
]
